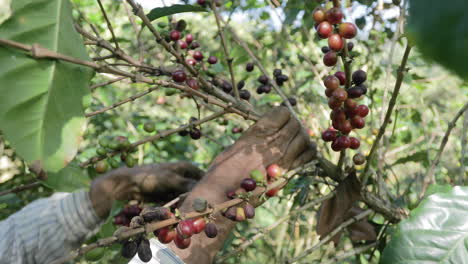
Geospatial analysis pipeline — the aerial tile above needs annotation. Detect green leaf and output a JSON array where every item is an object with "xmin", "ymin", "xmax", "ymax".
[
  {"xmin": 0, "ymin": 0, "xmax": 12, "ymax": 25},
  {"xmin": 99, "ymin": 200, "xmax": 124, "ymax": 237},
  {"xmin": 408, "ymin": 0, "xmax": 468, "ymax": 80},
  {"xmin": 0, "ymin": 0, "xmax": 94, "ymax": 173},
  {"xmin": 42, "ymin": 162, "xmax": 90, "ymax": 192},
  {"xmin": 392, "ymin": 150, "xmax": 429, "ymax": 167},
  {"xmin": 146, "ymin": 4, "xmax": 207, "ymax": 21},
  {"xmin": 381, "ymin": 186, "xmax": 468, "ymax": 264}
]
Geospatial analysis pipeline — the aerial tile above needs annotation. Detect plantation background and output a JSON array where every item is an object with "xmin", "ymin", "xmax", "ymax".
[{"xmin": 0, "ymin": 0, "xmax": 466, "ymax": 263}]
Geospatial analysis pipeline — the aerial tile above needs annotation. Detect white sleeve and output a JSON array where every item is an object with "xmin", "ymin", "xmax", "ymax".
[
  {"xmin": 0, "ymin": 190, "xmax": 102, "ymax": 264},
  {"xmin": 129, "ymin": 238, "xmax": 185, "ymax": 264}
]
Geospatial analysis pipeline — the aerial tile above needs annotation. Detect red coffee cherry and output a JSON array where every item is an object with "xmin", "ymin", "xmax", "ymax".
[
  {"xmin": 331, "ymin": 108, "xmax": 346, "ymax": 122},
  {"xmin": 266, "ymin": 188, "xmax": 279, "ymax": 197},
  {"xmin": 192, "ymin": 218, "xmax": 206, "ymax": 234},
  {"xmin": 185, "ymin": 34, "xmax": 194, "ymax": 44},
  {"xmin": 240, "ymin": 178, "xmax": 257, "ymax": 192},
  {"xmin": 339, "ymin": 120, "xmax": 353, "ymax": 134},
  {"xmin": 176, "ymin": 219, "xmax": 194, "ymax": 239},
  {"xmin": 317, "ymin": 21, "xmax": 333, "ymax": 38},
  {"xmin": 356, "ymin": 105, "xmax": 369, "ymax": 117},
  {"xmin": 313, "ymin": 8, "xmax": 326, "ymax": 23},
  {"xmin": 266, "ymin": 164, "xmax": 282, "ymax": 179},
  {"xmin": 186, "ymin": 58, "xmax": 197, "ymax": 66},
  {"xmin": 334, "ymin": 71, "xmax": 346, "ymax": 85},
  {"xmin": 332, "ymin": 88, "xmax": 348, "ymax": 101},
  {"xmin": 204, "ymin": 223, "xmax": 218, "ymax": 238},
  {"xmin": 207, "ymin": 55, "xmax": 218, "ymax": 64},
  {"xmin": 349, "ymin": 137, "xmax": 361, "ymax": 149},
  {"xmin": 193, "ymin": 51, "xmax": 204, "ymax": 61},
  {"xmin": 323, "ymin": 51, "xmax": 338, "ymax": 66},
  {"xmin": 351, "ymin": 116, "xmax": 365, "ymax": 129},
  {"xmin": 321, "ymin": 129, "xmax": 337, "ymax": 142},
  {"xmin": 328, "ymin": 34, "xmax": 344, "ymax": 51},
  {"xmin": 339, "ymin": 22, "xmax": 358, "ymax": 39},
  {"xmin": 324, "ymin": 75, "xmax": 340, "ymax": 90},
  {"xmin": 352, "ymin": 70, "xmax": 367, "ymax": 85},
  {"xmin": 186, "ymin": 78, "xmax": 199, "ymax": 90},
  {"xmin": 344, "ymin": 99, "xmax": 358, "ymax": 109},
  {"xmin": 326, "ymin": 7, "xmax": 344, "ymax": 24},
  {"xmin": 178, "ymin": 40, "xmax": 188, "ymax": 49},
  {"xmin": 172, "ymin": 70, "xmax": 187, "ymax": 83},
  {"xmin": 328, "ymin": 96, "xmax": 342, "ymax": 109},
  {"xmin": 156, "ymin": 227, "xmax": 176, "ymax": 244},
  {"xmin": 244, "ymin": 203, "xmax": 255, "ymax": 219},
  {"xmin": 174, "ymin": 234, "xmax": 191, "ymax": 249},
  {"xmin": 170, "ymin": 30, "xmax": 181, "ymax": 41}
]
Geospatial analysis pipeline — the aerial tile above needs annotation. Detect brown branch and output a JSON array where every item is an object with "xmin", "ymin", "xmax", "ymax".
[
  {"xmin": 90, "ymin": 76, "xmax": 127, "ymax": 91},
  {"xmin": 420, "ymin": 101, "xmax": 468, "ymax": 198},
  {"xmin": 361, "ymin": 43, "xmax": 412, "ymax": 186},
  {"xmin": 286, "ymin": 209, "xmax": 372, "ymax": 263},
  {"xmin": 96, "ymin": 0, "xmax": 119, "ymax": 50},
  {"xmin": 0, "ymin": 181, "xmax": 42, "ymax": 197}
]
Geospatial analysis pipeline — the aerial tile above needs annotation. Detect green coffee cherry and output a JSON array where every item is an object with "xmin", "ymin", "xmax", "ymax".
[
  {"xmin": 125, "ymin": 156, "xmax": 136, "ymax": 168},
  {"xmin": 96, "ymin": 147, "xmax": 107, "ymax": 156},
  {"xmin": 108, "ymin": 158, "xmax": 120, "ymax": 168},
  {"xmin": 84, "ymin": 247, "xmax": 105, "ymax": 262},
  {"xmin": 143, "ymin": 122, "xmax": 155, "ymax": 133}
]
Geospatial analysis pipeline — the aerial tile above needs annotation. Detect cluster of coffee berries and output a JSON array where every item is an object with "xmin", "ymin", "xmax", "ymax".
[
  {"xmin": 94, "ymin": 136, "xmax": 137, "ymax": 173},
  {"xmin": 178, "ymin": 117, "xmax": 202, "ymax": 140},
  {"xmin": 312, "ymin": 6, "xmax": 358, "ymax": 67},
  {"xmin": 253, "ymin": 67, "xmax": 289, "ymax": 95},
  {"xmin": 114, "ymin": 205, "xmax": 142, "ymax": 226},
  {"xmin": 321, "ymin": 70, "xmax": 369, "ymax": 152}
]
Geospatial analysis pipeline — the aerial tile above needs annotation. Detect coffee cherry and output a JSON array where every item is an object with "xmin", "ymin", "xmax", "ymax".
[
  {"xmin": 137, "ymin": 238, "xmax": 152, "ymax": 262},
  {"xmin": 276, "ymin": 74, "xmax": 289, "ymax": 82},
  {"xmin": 357, "ymin": 84, "xmax": 368, "ymax": 95},
  {"xmin": 193, "ymin": 51, "xmax": 204, "ymax": 61},
  {"xmin": 356, "ymin": 105, "xmax": 369, "ymax": 117},
  {"xmin": 250, "ymin": 169, "xmax": 265, "ymax": 183},
  {"xmin": 335, "ymin": 135, "xmax": 351, "ymax": 150},
  {"xmin": 108, "ymin": 158, "xmax": 120, "ymax": 168},
  {"xmin": 339, "ymin": 22, "xmax": 358, "ymax": 39},
  {"xmin": 239, "ymin": 90, "xmax": 251, "ymax": 100},
  {"xmin": 273, "ymin": 68, "xmax": 282, "ymax": 77},
  {"xmin": 236, "ymin": 207, "xmax": 246, "ymax": 222},
  {"xmin": 192, "ymin": 198, "xmax": 208, "ymax": 212},
  {"xmin": 347, "ymin": 86, "xmax": 364, "ymax": 98},
  {"xmin": 328, "ymin": 34, "xmax": 344, "ymax": 51},
  {"xmin": 246, "ymin": 62, "xmax": 255, "ymax": 72},
  {"xmin": 334, "ymin": 71, "xmax": 346, "ymax": 85},
  {"xmin": 317, "ymin": 21, "xmax": 333, "ymax": 38},
  {"xmin": 186, "ymin": 78, "xmax": 199, "ymax": 90},
  {"xmin": 321, "ymin": 46, "xmax": 331, "ymax": 54},
  {"xmin": 190, "ymin": 128, "xmax": 202, "ymax": 140},
  {"xmin": 125, "ymin": 156, "xmax": 136, "ymax": 168},
  {"xmin": 328, "ymin": 96, "xmax": 342, "ymax": 109},
  {"xmin": 192, "ymin": 218, "xmax": 206, "ymax": 234},
  {"xmin": 261, "ymin": 84, "xmax": 272, "ymax": 93},
  {"xmin": 339, "ymin": 120, "xmax": 353, "ymax": 134},
  {"xmin": 121, "ymin": 240, "xmax": 138, "ymax": 259},
  {"xmin": 226, "ymin": 189, "xmax": 236, "ymax": 199},
  {"xmin": 349, "ymin": 137, "xmax": 360, "ymax": 149},
  {"xmin": 323, "ymin": 51, "xmax": 338, "ymax": 66},
  {"xmin": 96, "ymin": 147, "xmax": 107, "ymax": 156},
  {"xmin": 204, "ymin": 223, "xmax": 218, "ymax": 238},
  {"xmin": 178, "ymin": 40, "xmax": 188, "ymax": 49},
  {"xmin": 224, "ymin": 206, "xmax": 237, "ymax": 221},
  {"xmin": 232, "ymin": 127, "xmax": 243, "ymax": 134},
  {"xmin": 95, "ymin": 160, "xmax": 108, "ymax": 173},
  {"xmin": 347, "ymin": 42, "xmax": 354, "ymax": 51},
  {"xmin": 258, "ymin": 75, "xmax": 269, "ymax": 84},
  {"xmin": 221, "ymin": 80, "xmax": 233, "ymax": 93},
  {"xmin": 174, "ymin": 234, "xmax": 191, "ymax": 249},
  {"xmin": 256, "ymin": 86, "xmax": 264, "ymax": 94},
  {"xmin": 353, "ymin": 153, "xmax": 366, "ymax": 165},
  {"xmin": 324, "ymin": 75, "xmax": 340, "ymax": 90},
  {"xmin": 350, "ymin": 116, "xmax": 365, "ymax": 129},
  {"xmin": 157, "ymin": 227, "xmax": 176, "ymax": 244},
  {"xmin": 178, "ymin": 129, "xmax": 189, "ymax": 136},
  {"xmin": 186, "ymin": 58, "xmax": 197, "ymax": 66},
  {"xmin": 207, "ymin": 55, "xmax": 218, "ymax": 64},
  {"xmin": 352, "ymin": 70, "xmax": 367, "ymax": 85},
  {"xmin": 170, "ymin": 30, "xmax": 181, "ymax": 41},
  {"xmin": 344, "ymin": 99, "xmax": 357, "ymax": 109},
  {"xmin": 313, "ymin": 8, "xmax": 326, "ymax": 23},
  {"xmin": 332, "ymin": 88, "xmax": 348, "ymax": 101},
  {"xmin": 241, "ymin": 178, "xmax": 257, "ymax": 191},
  {"xmin": 331, "ymin": 108, "xmax": 346, "ymax": 121},
  {"xmin": 190, "ymin": 41, "xmax": 200, "ymax": 49},
  {"xmin": 331, "ymin": 139, "xmax": 342, "ymax": 151},
  {"xmin": 172, "ymin": 70, "xmax": 187, "ymax": 83},
  {"xmin": 244, "ymin": 203, "xmax": 255, "ymax": 219},
  {"xmin": 177, "ymin": 220, "xmax": 194, "ymax": 239},
  {"xmin": 321, "ymin": 129, "xmax": 337, "ymax": 142},
  {"xmin": 185, "ymin": 34, "xmax": 194, "ymax": 44},
  {"xmin": 325, "ymin": 88, "xmax": 334, "ymax": 97},
  {"xmin": 267, "ymin": 164, "xmax": 282, "ymax": 179},
  {"xmin": 266, "ymin": 188, "xmax": 279, "ymax": 197},
  {"xmin": 326, "ymin": 8, "xmax": 344, "ymax": 24},
  {"xmin": 237, "ymin": 80, "xmax": 245, "ymax": 89},
  {"xmin": 143, "ymin": 122, "xmax": 155, "ymax": 133},
  {"xmin": 281, "ymin": 97, "xmax": 297, "ymax": 107}
]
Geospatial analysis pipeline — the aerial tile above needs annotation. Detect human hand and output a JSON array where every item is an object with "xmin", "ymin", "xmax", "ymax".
[{"xmin": 89, "ymin": 161, "xmax": 204, "ymax": 218}]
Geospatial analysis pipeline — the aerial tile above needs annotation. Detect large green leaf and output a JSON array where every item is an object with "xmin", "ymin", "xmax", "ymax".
[
  {"xmin": 146, "ymin": 4, "xmax": 207, "ymax": 21},
  {"xmin": 41, "ymin": 162, "xmax": 90, "ymax": 192},
  {"xmin": 0, "ymin": 0, "xmax": 93, "ymax": 172},
  {"xmin": 408, "ymin": 0, "xmax": 468, "ymax": 80},
  {"xmin": 381, "ymin": 186, "xmax": 468, "ymax": 264}
]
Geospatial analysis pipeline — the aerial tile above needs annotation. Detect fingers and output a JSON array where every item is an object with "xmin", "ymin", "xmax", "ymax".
[
  {"xmin": 169, "ymin": 161, "xmax": 205, "ymax": 180},
  {"xmin": 279, "ymin": 127, "xmax": 308, "ymax": 170},
  {"xmin": 291, "ymin": 145, "xmax": 317, "ymax": 169},
  {"xmin": 142, "ymin": 174, "xmax": 198, "ymax": 203},
  {"xmin": 247, "ymin": 106, "xmax": 291, "ymax": 137}
]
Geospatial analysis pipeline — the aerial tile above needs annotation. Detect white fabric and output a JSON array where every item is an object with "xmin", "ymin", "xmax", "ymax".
[{"xmin": 129, "ymin": 238, "xmax": 185, "ymax": 264}]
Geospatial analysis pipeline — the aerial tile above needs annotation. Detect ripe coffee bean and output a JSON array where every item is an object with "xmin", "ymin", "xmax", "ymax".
[
  {"xmin": 322, "ymin": 129, "xmax": 337, "ymax": 142},
  {"xmin": 239, "ymin": 90, "xmax": 251, "ymax": 100},
  {"xmin": 331, "ymin": 139, "xmax": 343, "ymax": 151},
  {"xmin": 178, "ymin": 129, "xmax": 189, "ymax": 136},
  {"xmin": 357, "ymin": 84, "xmax": 368, "ymax": 95},
  {"xmin": 331, "ymin": 108, "xmax": 346, "ymax": 121},
  {"xmin": 351, "ymin": 116, "xmax": 365, "ymax": 129},
  {"xmin": 352, "ymin": 70, "xmax": 367, "ymax": 85},
  {"xmin": 192, "ymin": 218, "xmax": 206, "ymax": 234},
  {"xmin": 326, "ymin": 8, "xmax": 344, "ymax": 24},
  {"xmin": 324, "ymin": 75, "xmax": 340, "ymax": 90},
  {"xmin": 121, "ymin": 240, "xmax": 138, "ymax": 259},
  {"xmin": 241, "ymin": 178, "xmax": 257, "ymax": 191},
  {"xmin": 356, "ymin": 105, "xmax": 369, "ymax": 117},
  {"xmin": 344, "ymin": 99, "xmax": 358, "ymax": 109},
  {"xmin": 170, "ymin": 30, "xmax": 181, "ymax": 41},
  {"xmin": 332, "ymin": 88, "xmax": 348, "ymax": 101},
  {"xmin": 281, "ymin": 97, "xmax": 297, "ymax": 107},
  {"xmin": 323, "ymin": 51, "xmax": 338, "ymax": 66},
  {"xmin": 190, "ymin": 41, "xmax": 200, "ymax": 49},
  {"xmin": 174, "ymin": 235, "xmax": 191, "ymax": 249},
  {"xmin": 321, "ymin": 46, "xmax": 331, "ymax": 54},
  {"xmin": 339, "ymin": 22, "xmax": 358, "ymax": 39},
  {"xmin": 193, "ymin": 51, "xmax": 204, "ymax": 61},
  {"xmin": 137, "ymin": 238, "xmax": 152, "ymax": 262},
  {"xmin": 334, "ymin": 71, "xmax": 346, "ymax": 85},
  {"xmin": 325, "ymin": 88, "xmax": 334, "ymax": 97},
  {"xmin": 339, "ymin": 120, "xmax": 353, "ymax": 134},
  {"xmin": 185, "ymin": 34, "xmax": 194, "ymax": 44},
  {"xmin": 224, "ymin": 207, "xmax": 237, "ymax": 221},
  {"xmin": 186, "ymin": 78, "xmax": 199, "ymax": 90},
  {"xmin": 236, "ymin": 207, "xmax": 246, "ymax": 222},
  {"xmin": 176, "ymin": 19, "xmax": 187, "ymax": 31},
  {"xmin": 328, "ymin": 34, "xmax": 344, "ymax": 51},
  {"xmin": 95, "ymin": 160, "xmax": 108, "ymax": 173},
  {"xmin": 237, "ymin": 80, "xmax": 245, "ymax": 89},
  {"xmin": 258, "ymin": 75, "xmax": 269, "ymax": 84},
  {"xmin": 277, "ymin": 74, "xmax": 289, "ymax": 82},
  {"xmin": 172, "ymin": 70, "xmax": 187, "ymax": 83},
  {"xmin": 353, "ymin": 153, "xmax": 366, "ymax": 165},
  {"xmin": 226, "ymin": 190, "xmax": 236, "ymax": 199},
  {"xmin": 328, "ymin": 96, "xmax": 342, "ymax": 109},
  {"xmin": 347, "ymin": 86, "xmax": 364, "ymax": 98},
  {"xmin": 190, "ymin": 128, "xmax": 202, "ymax": 140},
  {"xmin": 273, "ymin": 68, "xmax": 282, "ymax": 77},
  {"xmin": 207, "ymin": 55, "xmax": 218, "ymax": 64},
  {"xmin": 347, "ymin": 42, "xmax": 354, "ymax": 51},
  {"xmin": 349, "ymin": 137, "xmax": 360, "ymax": 149},
  {"xmin": 157, "ymin": 227, "xmax": 176, "ymax": 244},
  {"xmin": 186, "ymin": 58, "xmax": 197, "ymax": 66},
  {"xmin": 178, "ymin": 40, "xmax": 188, "ymax": 49},
  {"xmin": 244, "ymin": 203, "xmax": 255, "ymax": 219},
  {"xmin": 246, "ymin": 62, "xmax": 255, "ymax": 72},
  {"xmin": 256, "ymin": 86, "xmax": 264, "ymax": 94},
  {"xmin": 335, "ymin": 135, "xmax": 351, "ymax": 150},
  {"xmin": 204, "ymin": 223, "xmax": 218, "ymax": 238},
  {"xmin": 261, "ymin": 84, "xmax": 272, "ymax": 93},
  {"xmin": 177, "ymin": 220, "xmax": 194, "ymax": 239},
  {"xmin": 267, "ymin": 164, "xmax": 282, "ymax": 179},
  {"xmin": 313, "ymin": 8, "xmax": 326, "ymax": 23},
  {"xmin": 221, "ymin": 80, "xmax": 233, "ymax": 93},
  {"xmin": 266, "ymin": 188, "xmax": 279, "ymax": 197},
  {"xmin": 317, "ymin": 21, "xmax": 333, "ymax": 38}
]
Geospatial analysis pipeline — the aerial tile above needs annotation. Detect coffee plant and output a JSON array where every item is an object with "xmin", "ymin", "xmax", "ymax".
[{"xmin": 0, "ymin": 0, "xmax": 467, "ymax": 263}]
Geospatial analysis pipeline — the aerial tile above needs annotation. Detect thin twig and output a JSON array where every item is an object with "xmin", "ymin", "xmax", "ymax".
[
  {"xmin": 459, "ymin": 110, "xmax": 468, "ymax": 185},
  {"xmin": 321, "ymin": 242, "xmax": 377, "ymax": 264},
  {"xmin": 286, "ymin": 209, "xmax": 372, "ymax": 263},
  {"xmin": 0, "ymin": 181, "xmax": 42, "ymax": 197},
  {"xmin": 96, "ymin": 0, "xmax": 119, "ymax": 50},
  {"xmin": 90, "ymin": 76, "xmax": 127, "ymax": 91},
  {"xmin": 420, "ymin": 101, "xmax": 468, "ymax": 198},
  {"xmin": 361, "ymin": 43, "xmax": 412, "ymax": 186}
]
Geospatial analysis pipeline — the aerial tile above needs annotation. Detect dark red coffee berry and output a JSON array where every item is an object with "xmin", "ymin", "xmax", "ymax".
[
  {"xmin": 178, "ymin": 40, "xmax": 188, "ymax": 49},
  {"xmin": 328, "ymin": 34, "xmax": 344, "ymax": 51},
  {"xmin": 221, "ymin": 80, "xmax": 233, "ymax": 93},
  {"xmin": 334, "ymin": 71, "xmax": 346, "ymax": 85},
  {"xmin": 339, "ymin": 22, "xmax": 358, "ymax": 39},
  {"xmin": 317, "ymin": 21, "xmax": 333, "ymax": 38},
  {"xmin": 266, "ymin": 188, "xmax": 279, "ymax": 197},
  {"xmin": 357, "ymin": 84, "xmax": 368, "ymax": 95},
  {"xmin": 344, "ymin": 99, "xmax": 357, "ymax": 109},
  {"xmin": 261, "ymin": 85, "xmax": 272, "ymax": 93},
  {"xmin": 256, "ymin": 86, "xmax": 264, "ymax": 94},
  {"xmin": 190, "ymin": 41, "xmax": 200, "ymax": 49},
  {"xmin": 356, "ymin": 104, "xmax": 369, "ymax": 117},
  {"xmin": 170, "ymin": 30, "xmax": 181, "ymax": 41},
  {"xmin": 323, "ymin": 51, "xmax": 338, "ymax": 66},
  {"xmin": 193, "ymin": 51, "xmax": 204, "ymax": 61},
  {"xmin": 331, "ymin": 108, "xmax": 346, "ymax": 121},
  {"xmin": 328, "ymin": 96, "xmax": 342, "ymax": 109},
  {"xmin": 332, "ymin": 88, "xmax": 348, "ymax": 101},
  {"xmin": 192, "ymin": 218, "xmax": 206, "ymax": 234},
  {"xmin": 281, "ymin": 97, "xmax": 297, "ymax": 107},
  {"xmin": 237, "ymin": 80, "xmax": 245, "ymax": 89},
  {"xmin": 186, "ymin": 58, "xmax": 197, "ymax": 66},
  {"xmin": 350, "ymin": 116, "xmax": 365, "ymax": 129},
  {"xmin": 321, "ymin": 46, "xmax": 331, "ymax": 54},
  {"xmin": 197, "ymin": 0, "xmax": 206, "ymax": 5},
  {"xmin": 172, "ymin": 70, "xmax": 187, "ymax": 83},
  {"xmin": 224, "ymin": 207, "xmax": 237, "ymax": 221},
  {"xmin": 244, "ymin": 203, "xmax": 255, "ymax": 219},
  {"xmin": 258, "ymin": 75, "xmax": 269, "ymax": 84},
  {"xmin": 326, "ymin": 8, "xmax": 344, "ymax": 24},
  {"xmin": 226, "ymin": 189, "xmax": 236, "ymax": 199},
  {"xmin": 177, "ymin": 219, "xmax": 194, "ymax": 239},
  {"xmin": 349, "ymin": 137, "xmax": 360, "ymax": 149},
  {"xmin": 273, "ymin": 68, "xmax": 282, "ymax": 76},
  {"xmin": 186, "ymin": 78, "xmax": 199, "ymax": 90},
  {"xmin": 347, "ymin": 42, "xmax": 354, "ymax": 51},
  {"xmin": 232, "ymin": 127, "xmax": 243, "ymax": 134},
  {"xmin": 207, "ymin": 55, "xmax": 218, "ymax": 64},
  {"xmin": 325, "ymin": 88, "xmax": 334, "ymax": 97},
  {"xmin": 324, "ymin": 75, "xmax": 340, "ymax": 90},
  {"xmin": 246, "ymin": 62, "xmax": 254, "ymax": 72},
  {"xmin": 339, "ymin": 120, "xmax": 353, "ymax": 134},
  {"xmin": 241, "ymin": 178, "xmax": 257, "ymax": 192},
  {"xmin": 352, "ymin": 70, "xmax": 367, "ymax": 85},
  {"xmin": 204, "ymin": 223, "xmax": 218, "ymax": 238},
  {"xmin": 239, "ymin": 90, "xmax": 251, "ymax": 100},
  {"xmin": 174, "ymin": 235, "xmax": 191, "ymax": 249},
  {"xmin": 353, "ymin": 153, "xmax": 366, "ymax": 165},
  {"xmin": 347, "ymin": 86, "xmax": 364, "ymax": 98},
  {"xmin": 185, "ymin": 34, "xmax": 194, "ymax": 44},
  {"xmin": 157, "ymin": 227, "xmax": 176, "ymax": 244},
  {"xmin": 190, "ymin": 128, "xmax": 202, "ymax": 140},
  {"xmin": 335, "ymin": 135, "xmax": 351, "ymax": 149},
  {"xmin": 121, "ymin": 240, "xmax": 138, "ymax": 259},
  {"xmin": 321, "ymin": 129, "xmax": 337, "ymax": 142}
]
